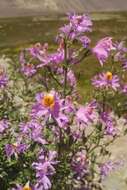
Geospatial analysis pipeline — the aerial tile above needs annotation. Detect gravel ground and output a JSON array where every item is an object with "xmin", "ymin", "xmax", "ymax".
[{"xmin": 103, "ymin": 135, "xmax": 127, "ymax": 190}]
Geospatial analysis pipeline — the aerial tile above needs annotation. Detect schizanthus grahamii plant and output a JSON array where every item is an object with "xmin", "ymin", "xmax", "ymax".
[{"xmin": 0, "ymin": 13, "xmax": 127, "ymax": 190}]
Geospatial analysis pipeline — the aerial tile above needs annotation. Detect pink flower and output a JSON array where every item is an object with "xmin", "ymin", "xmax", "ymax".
[
  {"xmin": 21, "ymin": 64, "xmax": 36, "ymax": 77},
  {"xmin": 69, "ymin": 13, "xmax": 92, "ymax": 33},
  {"xmin": 100, "ymin": 112, "xmax": 117, "ymax": 136},
  {"xmin": 28, "ymin": 42, "xmax": 64, "ymax": 68},
  {"xmin": 56, "ymin": 113, "xmax": 69, "ymax": 129},
  {"xmin": 19, "ymin": 120, "xmax": 46, "ymax": 145},
  {"xmin": 92, "ymin": 71, "xmax": 120, "ymax": 90},
  {"xmin": 60, "ymin": 69, "xmax": 76, "ymax": 87},
  {"xmin": 67, "ymin": 70, "xmax": 76, "ymax": 87},
  {"xmin": 76, "ymin": 101, "xmax": 97, "ymax": 126},
  {"xmin": 122, "ymin": 84, "xmax": 127, "ymax": 94},
  {"xmin": 60, "ymin": 13, "xmax": 92, "ymax": 40},
  {"xmin": 36, "ymin": 49, "xmax": 64, "ymax": 68},
  {"xmin": 100, "ymin": 161, "xmax": 115, "ymax": 178},
  {"xmin": 72, "ymin": 150, "xmax": 88, "ymax": 178},
  {"xmin": 31, "ymin": 91, "xmax": 60, "ymax": 119},
  {"xmin": 114, "ymin": 41, "xmax": 127, "ymax": 63},
  {"xmin": 100, "ymin": 160, "xmax": 123, "ymax": 178},
  {"xmin": 20, "ymin": 51, "xmax": 36, "ymax": 77},
  {"xmin": 78, "ymin": 36, "xmax": 91, "ymax": 48},
  {"xmin": 92, "ymin": 37, "xmax": 115, "ymax": 66},
  {"xmin": 114, "ymin": 41, "xmax": 127, "ymax": 70},
  {"xmin": 32, "ymin": 150, "xmax": 58, "ymax": 190},
  {"xmin": 28, "ymin": 42, "xmax": 47, "ymax": 58}
]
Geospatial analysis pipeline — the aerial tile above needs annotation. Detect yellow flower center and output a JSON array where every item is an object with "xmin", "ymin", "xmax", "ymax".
[
  {"xmin": 106, "ymin": 72, "xmax": 113, "ymax": 80},
  {"xmin": 22, "ymin": 184, "xmax": 32, "ymax": 190},
  {"xmin": 12, "ymin": 143, "xmax": 18, "ymax": 149},
  {"xmin": 42, "ymin": 94, "xmax": 55, "ymax": 109},
  {"xmin": 27, "ymin": 64, "xmax": 32, "ymax": 68}
]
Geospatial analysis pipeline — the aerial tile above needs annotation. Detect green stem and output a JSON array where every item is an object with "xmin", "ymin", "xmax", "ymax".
[
  {"xmin": 46, "ymin": 66, "xmax": 62, "ymax": 88},
  {"xmin": 73, "ymin": 49, "xmax": 91, "ymax": 64},
  {"xmin": 63, "ymin": 40, "xmax": 68, "ymax": 98}
]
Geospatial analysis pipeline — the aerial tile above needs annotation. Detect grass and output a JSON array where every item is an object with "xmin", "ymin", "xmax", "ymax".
[{"xmin": 0, "ymin": 11, "xmax": 127, "ymax": 100}]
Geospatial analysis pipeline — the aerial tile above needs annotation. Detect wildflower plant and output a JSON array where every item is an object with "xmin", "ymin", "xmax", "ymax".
[{"xmin": 0, "ymin": 12, "xmax": 127, "ymax": 190}]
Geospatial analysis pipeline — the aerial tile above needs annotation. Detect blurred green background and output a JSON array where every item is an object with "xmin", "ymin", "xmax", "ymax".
[{"xmin": 0, "ymin": 12, "xmax": 127, "ymax": 100}]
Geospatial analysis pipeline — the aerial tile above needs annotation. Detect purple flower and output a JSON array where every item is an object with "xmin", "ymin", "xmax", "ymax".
[
  {"xmin": 78, "ymin": 36, "xmax": 91, "ymax": 48},
  {"xmin": 76, "ymin": 101, "xmax": 97, "ymax": 126},
  {"xmin": 28, "ymin": 41, "xmax": 64, "ymax": 68},
  {"xmin": 35, "ymin": 176, "xmax": 51, "ymax": 190},
  {"xmin": 122, "ymin": 61, "xmax": 127, "ymax": 70},
  {"xmin": 60, "ymin": 24, "xmax": 72, "ymax": 37},
  {"xmin": 67, "ymin": 70, "xmax": 76, "ymax": 87},
  {"xmin": 60, "ymin": 25, "xmax": 77, "ymax": 40},
  {"xmin": 122, "ymin": 84, "xmax": 127, "ymax": 94},
  {"xmin": 60, "ymin": 13, "xmax": 92, "ymax": 40},
  {"xmin": 92, "ymin": 72, "xmax": 120, "ymax": 90},
  {"xmin": 5, "ymin": 142, "xmax": 27, "ymax": 157},
  {"xmin": 100, "ymin": 160, "xmax": 124, "ymax": 179},
  {"xmin": 60, "ymin": 96, "xmax": 76, "ymax": 114},
  {"xmin": 21, "ymin": 64, "xmax": 37, "ymax": 77},
  {"xmin": 28, "ymin": 43, "xmax": 51, "ymax": 67},
  {"xmin": 115, "ymin": 41, "xmax": 127, "ymax": 53},
  {"xmin": 54, "ymin": 96, "xmax": 76, "ymax": 129},
  {"xmin": 56, "ymin": 113, "xmax": 69, "ymax": 129},
  {"xmin": 114, "ymin": 41, "xmax": 127, "ymax": 62},
  {"xmin": 0, "ymin": 69, "xmax": 8, "ymax": 88},
  {"xmin": 32, "ymin": 150, "xmax": 58, "ymax": 190},
  {"xmin": 72, "ymin": 150, "xmax": 88, "ymax": 178},
  {"xmin": 100, "ymin": 161, "xmax": 114, "ymax": 178},
  {"xmin": 113, "ymin": 41, "xmax": 127, "ymax": 70},
  {"xmin": 69, "ymin": 13, "xmax": 92, "ymax": 33},
  {"xmin": 19, "ymin": 120, "xmax": 46, "ymax": 144},
  {"xmin": 20, "ymin": 51, "xmax": 37, "ymax": 77},
  {"xmin": 100, "ymin": 112, "xmax": 117, "ymax": 136},
  {"xmin": 28, "ymin": 43, "xmax": 50, "ymax": 65},
  {"xmin": 60, "ymin": 69, "xmax": 76, "ymax": 87},
  {"xmin": 31, "ymin": 91, "xmax": 60, "ymax": 119},
  {"xmin": 48, "ymin": 48, "xmax": 64, "ymax": 65},
  {"xmin": 92, "ymin": 37, "xmax": 115, "ymax": 66},
  {"xmin": 36, "ymin": 49, "xmax": 64, "ymax": 68},
  {"xmin": 28, "ymin": 42, "xmax": 46, "ymax": 58},
  {"xmin": 0, "ymin": 119, "xmax": 9, "ymax": 133}
]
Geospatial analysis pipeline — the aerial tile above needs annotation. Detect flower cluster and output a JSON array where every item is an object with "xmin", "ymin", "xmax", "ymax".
[
  {"xmin": 0, "ymin": 12, "xmax": 127, "ymax": 190},
  {"xmin": 5, "ymin": 142, "xmax": 28, "ymax": 158},
  {"xmin": 31, "ymin": 91, "xmax": 60, "ymax": 119},
  {"xmin": 19, "ymin": 120, "xmax": 46, "ymax": 144},
  {"xmin": 32, "ymin": 150, "xmax": 58, "ymax": 190},
  {"xmin": 60, "ymin": 13, "xmax": 92, "ymax": 40},
  {"xmin": 92, "ymin": 37, "xmax": 115, "ymax": 66},
  {"xmin": 92, "ymin": 71, "xmax": 120, "ymax": 90},
  {"xmin": 100, "ymin": 112, "xmax": 117, "ymax": 136},
  {"xmin": 71, "ymin": 150, "xmax": 88, "ymax": 178}
]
